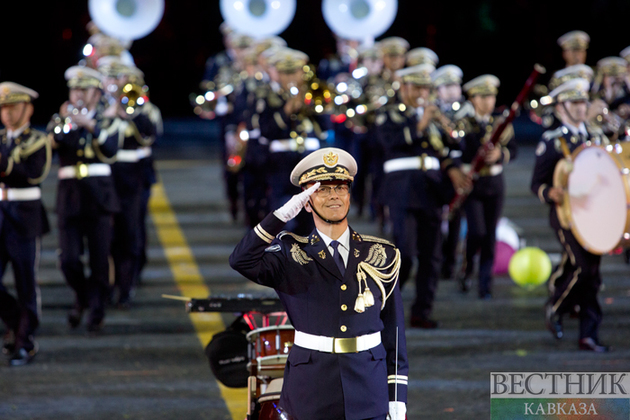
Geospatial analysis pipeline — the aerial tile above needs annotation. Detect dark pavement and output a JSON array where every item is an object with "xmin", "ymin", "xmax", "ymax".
[{"xmin": 1, "ymin": 119, "xmax": 629, "ymax": 420}]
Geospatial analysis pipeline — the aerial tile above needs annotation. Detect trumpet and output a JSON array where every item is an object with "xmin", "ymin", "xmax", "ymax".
[
  {"xmin": 330, "ymin": 69, "xmax": 393, "ymax": 130},
  {"xmin": 49, "ymin": 103, "xmax": 89, "ymax": 134},
  {"xmin": 119, "ymin": 82, "xmax": 149, "ymax": 115},
  {"xmin": 190, "ymin": 69, "xmax": 242, "ymax": 119},
  {"xmin": 416, "ymin": 97, "xmax": 459, "ymax": 138},
  {"xmin": 284, "ymin": 64, "xmax": 335, "ymax": 117}
]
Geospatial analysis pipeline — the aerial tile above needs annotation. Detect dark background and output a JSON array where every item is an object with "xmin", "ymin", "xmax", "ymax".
[{"xmin": 1, "ymin": 0, "xmax": 629, "ymax": 127}]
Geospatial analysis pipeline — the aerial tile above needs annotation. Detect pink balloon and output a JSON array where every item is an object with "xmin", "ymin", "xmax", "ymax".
[{"xmin": 493, "ymin": 241, "xmax": 516, "ymax": 275}]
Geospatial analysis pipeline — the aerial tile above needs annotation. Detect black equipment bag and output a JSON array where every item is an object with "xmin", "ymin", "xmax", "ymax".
[{"xmin": 205, "ymin": 317, "xmax": 251, "ymax": 388}]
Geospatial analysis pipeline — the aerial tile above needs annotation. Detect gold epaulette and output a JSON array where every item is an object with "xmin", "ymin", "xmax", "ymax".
[
  {"xmin": 278, "ymin": 231, "xmax": 309, "ymax": 244},
  {"xmin": 360, "ymin": 234, "xmax": 395, "ymax": 247}
]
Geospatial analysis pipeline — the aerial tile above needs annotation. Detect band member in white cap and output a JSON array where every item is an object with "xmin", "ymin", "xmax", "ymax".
[
  {"xmin": 456, "ymin": 74, "xmax": 517, "ymax": 299},
  {"xmin": 48, "ymin": 65, "xmax": 121, "ymax": 334},
  {"xmin": 531, "ymin": 78, "xmax": 610, "ymax": 352},
  {"xmin": 230, "ymin": 147, "xmax": 408, "ymax": 420},
  {"xmin": 557, "ymin": 30, "xmax": 590, "ymax": 68},
  {"xmin": 0, "ymin": 82, "xmax": 51, "ymax": 366}
]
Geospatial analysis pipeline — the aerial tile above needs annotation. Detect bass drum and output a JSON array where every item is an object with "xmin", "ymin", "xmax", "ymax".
[{"xmin": 554, "ymin": 142, "xmax": 630, "ymax": 254}]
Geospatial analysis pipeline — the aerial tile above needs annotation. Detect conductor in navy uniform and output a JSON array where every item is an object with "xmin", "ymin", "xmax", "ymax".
[
  {"xmin": 0, "ymin": 82, "xmax": 51, "ymax": 366},
  {"xmin": 530, "ymin": 78, "xmax": 610, "ymax": 352},
  {"xmin": 230, "ymin": 147, "xmax": 408, "ymax": 420}
]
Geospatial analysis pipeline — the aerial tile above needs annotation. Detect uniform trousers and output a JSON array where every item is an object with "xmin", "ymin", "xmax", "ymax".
[
  {"xmin": 112, "ymin": 191, "xmax": 142, "ymax": 303},
  {"xmin": 463, "ymin": 189, "xmax": 503, "ymax": 297},
  {"xmin": 389, "ymin": 206, "xmax": 442, "ymax": 319},
  {"xmin": 58, "ymin": 212, "xmax": 113, "ymax": 325},
  {"xmin": 441, "ymin": 207, "xmax": 463, "ymax": 278},
  {"xmin": 0, "ymin": 222, "xmax": 39, "ymax": 351},
  {"xmin": 549, "ymin": 209, "xmax": 602, "ymax": 341}
]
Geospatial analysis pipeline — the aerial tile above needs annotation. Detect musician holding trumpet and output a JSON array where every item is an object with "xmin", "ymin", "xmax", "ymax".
[
  {"xmin": 375, "ymin": 63, "xmax": 470, "ymax": 329},
  {"xmin": 530, "ymin": 78, "xmax": 610, "ymax": 352},
  {"xmin": 97, "ymin": 56, "xmax": 162, "ymax": 309},
  {"xmin": 48, "ymin": 65, "xmax": 121, "ymax": 333}
]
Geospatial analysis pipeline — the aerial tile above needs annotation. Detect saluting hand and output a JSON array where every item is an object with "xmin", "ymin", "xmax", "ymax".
[{"xmin": 273, "ymin": 182, "xmax": 321, "ymax": 223}]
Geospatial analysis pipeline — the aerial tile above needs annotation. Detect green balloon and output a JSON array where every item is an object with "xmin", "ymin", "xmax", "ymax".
[{"xmin": 508, "ymin": 247, "xmax": 552, "ymax": 289}]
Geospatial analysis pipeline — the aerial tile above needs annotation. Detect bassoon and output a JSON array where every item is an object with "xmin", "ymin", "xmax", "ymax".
[{"xmin": 447, "ymin": 64, "xmax": 546, "ymax": 218}]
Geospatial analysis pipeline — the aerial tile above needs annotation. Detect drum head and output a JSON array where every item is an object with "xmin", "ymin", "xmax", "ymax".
[{"xmin": 568, "ymin": 146, "xmax": 628, "ymax": 254}]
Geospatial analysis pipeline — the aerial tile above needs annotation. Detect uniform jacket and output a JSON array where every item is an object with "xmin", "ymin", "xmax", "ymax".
[
  {"xmin": 0, "ymin": 127, "xmax": 51, "ymax": 238},
  {"xmin": 375, "ymin": 98, "xmax": 458, "ymax": 211},
  {"xmin": 112, "ymin": 102, "xmax": 162, "ymax": 197},
  {"xmin": 257, "ymin": 92, "xmax": 331, "ymax": 199},
  {"xmin": 49, "ymin": 107, "xmax": 121, "ymax": 217},
  {"xmin": 229, "ymin": 213, "xmax": 408, "ymax": 420},
  {"xmin": 457, "ymin": 113, "xmax": 517, "ymax": 198}
]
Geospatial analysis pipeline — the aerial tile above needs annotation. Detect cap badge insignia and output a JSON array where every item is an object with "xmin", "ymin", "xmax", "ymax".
[
  {"xmin": 291, "ymin": 243, "xmax": 312, "ymax": 265},
  {"xmin": 323, "ymin": 151, "xmax": 338, "ymax": 167}
]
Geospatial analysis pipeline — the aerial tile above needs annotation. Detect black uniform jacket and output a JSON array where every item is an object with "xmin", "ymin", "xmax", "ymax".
[
  {"xmin": 257, "ymin": 92, "xmax": 331, "ymax": 198},
  {"xmin": 50, "ymin": 112, "xmax": 121, "ymax": 217},
  {"xmin": 112, "ymin": 103, "xmax": 161, "ymax": 196},
  {"xmin": 458, "ymin": 113, "xmax": 517, "ymax": 197},
  {"xmin": 229, "ymin": 213, "xmax": 408, "ymax": 420},
  {"xmin": 530, "ymin": 124, "xmax": 603, "ymax": 207},
  {"xmin": 0, "ymin": 127, "xmax": 51, "ymax": 238},
  {"xmin": 375, "ymin": 99, "xmax": 457, "ymax": 211}
]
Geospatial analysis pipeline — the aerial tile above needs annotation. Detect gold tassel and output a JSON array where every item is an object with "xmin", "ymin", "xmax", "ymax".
[
  {"xmin": 363, "ymin": 287, "xmax": 374, "ymax": 307},
  {"xmin": 354, "ymin": 294, "xmax": 366, "ymax": 313}
]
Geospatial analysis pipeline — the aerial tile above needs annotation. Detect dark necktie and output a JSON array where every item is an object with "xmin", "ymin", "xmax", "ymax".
[{"xmin": 330, "ymin": 240, "xmax": 345, "ymax": 276}]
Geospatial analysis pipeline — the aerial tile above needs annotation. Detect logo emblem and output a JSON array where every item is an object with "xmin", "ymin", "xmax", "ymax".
[
  {"xmin": 318, "ymin": 250, "xmax": 327, "ymax": 259},
  {"xmin": 323, "ymin": 151, "xmax": 338, "ymax": 167}
]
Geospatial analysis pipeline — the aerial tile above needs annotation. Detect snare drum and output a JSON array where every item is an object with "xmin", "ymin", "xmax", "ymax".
[
  {"xmin": 257, "ymin": 378, "xmax": 287, "ymax": 420},
  {"xmin": 554, "ymin": 143, "xmax": 630, "ymax": 254},
  {"xmin": 246, "ymin": 325, "xmax": 295, "ymax": 378}
]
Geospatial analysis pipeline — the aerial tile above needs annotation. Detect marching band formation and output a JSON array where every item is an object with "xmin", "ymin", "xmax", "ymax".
[
  {"xmin": 0, "ymin": 8, "xmax": 629, "ymax": 418},
  {"xmin": 0, "ymin": 22, "xmax": 162, "ymax": 366},
  {"xmin": 198, "ymin": 26, "xmax": 630, "ymax": 344}
]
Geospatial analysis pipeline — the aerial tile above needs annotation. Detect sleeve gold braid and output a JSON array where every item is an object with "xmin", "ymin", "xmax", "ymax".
[{"xmin": 254, "ymin": 224, "xmax": 275, "ymax": 243}]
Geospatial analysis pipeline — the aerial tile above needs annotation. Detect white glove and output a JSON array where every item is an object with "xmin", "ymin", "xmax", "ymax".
[
  {"xmin": 273, "ymin": 182, "xmax": 320, "ymax": 223},
  {"xmin": 388, "ymin": 401, "xmax": 406, "ymax": 420}
]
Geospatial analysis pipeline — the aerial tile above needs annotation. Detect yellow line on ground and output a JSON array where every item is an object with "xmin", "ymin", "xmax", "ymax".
[{"xmin": 149, "ymin": 182, "xmax": 247, "ymax": 419}]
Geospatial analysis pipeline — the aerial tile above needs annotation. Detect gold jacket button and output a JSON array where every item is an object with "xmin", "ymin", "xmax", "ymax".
[
  {"xmin": 340, "ymin": 325, "xmax": 347, "ymax": 332},
  {"xmin": 340, "ymin": 284, "xmax": 347, "ymax": 291},
  {"xmin": 341, "ymin": 304, "xmax": 347, "ymax": 311}
]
